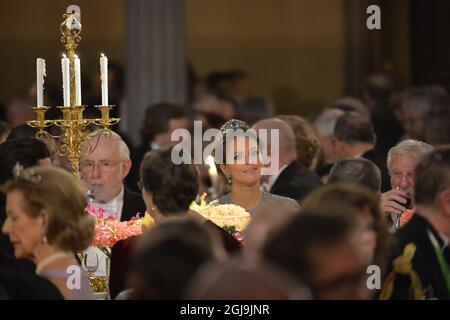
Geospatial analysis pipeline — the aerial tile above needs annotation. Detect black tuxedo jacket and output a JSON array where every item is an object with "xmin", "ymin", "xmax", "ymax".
[
  {"xmin": 120, "ymin": 187, "xmax": 146, "ymax": 222},
  {"xmin": 270, "ymin": 161, "xmax": 323, "ymax": 203},
  {"xmin": 382, "ymin": 214, "xmax": 450, "ymax": 300}
]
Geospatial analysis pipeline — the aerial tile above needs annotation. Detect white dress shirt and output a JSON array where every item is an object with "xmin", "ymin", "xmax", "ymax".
[
  {"xmin": 92, "ymin": 186, "xmax": 124, "ymax": 221},
  {"xmin": 438, "ymin": 232, "xmax": 449, "ymax": 251},
  {"xmin": 150, "ymin": 142, "xmax": 161, "ymax": 150},
  {"xmin": 86, "ymin": 187, "xmax": 124, "ymax": 278},
  {"xmin": 261, "ymin": 164, "xmax": 288, "ymax": 192}
]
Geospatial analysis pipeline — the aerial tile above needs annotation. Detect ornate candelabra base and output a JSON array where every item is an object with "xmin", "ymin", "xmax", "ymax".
[{"xmin": 27, "ymin": 105, "xmax": 120, "ymax": 176}]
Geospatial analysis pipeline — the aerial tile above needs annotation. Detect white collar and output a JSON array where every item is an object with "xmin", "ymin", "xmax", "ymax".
[
  {"xmin": 263, "ymin": 164, "xmax": 289, "ymax": 191},
  {"xmin": 438, "ymin": 232, "xmax": 449, "ymax": 250},
  {"xmin": 150, "ymin": 142, "xmax": 161, "ymax": 150},
  {"xmin": 93, "ymin": 186, "xmax": 125, "ymax": 220},
  {"xmin": 427, "ymin": 227, "xmax": 449, "ymax": 252}
]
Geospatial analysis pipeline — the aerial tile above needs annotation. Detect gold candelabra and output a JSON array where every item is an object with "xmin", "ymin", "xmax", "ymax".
[{"xmin": 27, "ymin": 10, "xmax": 120, "ymax": 176}]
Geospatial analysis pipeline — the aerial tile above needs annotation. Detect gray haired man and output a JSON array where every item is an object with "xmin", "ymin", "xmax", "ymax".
[
  {"xmin": 380, "ymin": 139, "xmax": 433, "ymax": 229},
  {"xmin": 81, "ymin": 130, "xmax": 145, "ymax": 221}
]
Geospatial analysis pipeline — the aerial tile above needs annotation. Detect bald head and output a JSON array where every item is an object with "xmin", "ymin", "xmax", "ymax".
[{"xmin": 253, "ymin": 118, "xmax": 297, "ymax": 165}]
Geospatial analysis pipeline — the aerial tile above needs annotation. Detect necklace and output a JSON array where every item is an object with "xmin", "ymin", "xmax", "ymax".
[{"xmin": 35, "ymin": 251, "xmax": 75, "ymax": 274}]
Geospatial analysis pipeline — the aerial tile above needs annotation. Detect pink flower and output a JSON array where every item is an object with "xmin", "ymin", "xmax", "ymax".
[
  {"xmin": 86, "ymin": 204, "xmax": 143, "ymax": 248},
  {"xmin": 92, "ymin": 220, "xmax": 143, "ymax": 248},
  {"xmin": 86, "ymin": 203, "xmax": 117, "ymax": 221},
  {"xmin": 233, "ymin": 231, "xmax": 244, "ymax": 244}
]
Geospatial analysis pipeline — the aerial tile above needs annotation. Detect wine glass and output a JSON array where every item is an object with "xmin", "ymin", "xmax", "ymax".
[
  {"xmin": 394, "ymin": 186, "xmax": 411, "ymax": 230},
  {"xmin": 86, "ymin": 185, "xmax": 96, "ymax": 204},
  {"xmin": 82, "ymin": 251, "xmax": 99, "ymax": 274}
]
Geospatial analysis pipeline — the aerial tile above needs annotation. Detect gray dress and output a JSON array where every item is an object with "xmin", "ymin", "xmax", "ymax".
[
  {"xmin": 218, "ymin": 191, "xmax": 300, "ymax": 216},
  {"xmin": 38, "ymin": 267, "xmax": 94, "ymax": 300}
]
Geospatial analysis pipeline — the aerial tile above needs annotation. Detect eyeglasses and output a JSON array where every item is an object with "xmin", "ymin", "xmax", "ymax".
[
  {"xmin": 81, "ymin": 160, "xmax": 122, "ymax": 173},
  {"xmin": 389, "ymin": 172, "xmax": 414, "ymax": 182}
]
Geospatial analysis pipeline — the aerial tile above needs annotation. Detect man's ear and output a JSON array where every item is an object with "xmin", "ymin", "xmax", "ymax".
[
  {"xmin": 436, "ymin": 188, "xmax": 450, "ymax": 217},
  {"xmin": 122, "ymin": 159, "xmax": 132, "ymax": 179}
]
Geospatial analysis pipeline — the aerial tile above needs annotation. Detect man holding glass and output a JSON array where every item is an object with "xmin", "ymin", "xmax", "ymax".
[
  {"xmin": 380, "ymin": 147, "xmax": 450, "ymax": 300},
  {"xmin": 80, "ymin": 130, "xmax": 145, "ymax": 295},
  {"xmin": 380, "ymin": 139, "xmax": 433, "ymax": 230},
  {"xmin": 81, "ymin": 129, "xmax": 145, "ymax": 221}
]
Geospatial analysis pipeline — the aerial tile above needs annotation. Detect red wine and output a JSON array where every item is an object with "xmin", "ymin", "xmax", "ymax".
[
  {"xmin": 405, "ymin": 197, "xmax": 412, "ymax": 210},
  {"xmin": 395, "ymin": 197, "xmax": 412, "ymax": 210}
]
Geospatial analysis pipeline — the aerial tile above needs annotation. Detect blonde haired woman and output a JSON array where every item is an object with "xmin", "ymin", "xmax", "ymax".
[{"xmin": 2, "ymin": 165, "xmax": 95, "ymax": 299}]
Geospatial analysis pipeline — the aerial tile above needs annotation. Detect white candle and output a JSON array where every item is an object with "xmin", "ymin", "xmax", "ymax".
[
  {"xmin": 61, "ymin": 54, "xmax": 70, "ymax": 107},
  {"xmin": 36, "ymin": 58, "xmax": 46, "ymax": 106},
  {"xmin": 100, "ymin": 53, "xmax": 108, "ymax": 106},
  {"xmin": 74, "ymin": 55, "xmax": 82, "ymax": 106},
  {"xmin": 206, "ymin": 155, "xmax": 218, "ymax": 177}
]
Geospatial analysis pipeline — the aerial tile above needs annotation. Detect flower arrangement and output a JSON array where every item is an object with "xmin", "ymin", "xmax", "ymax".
[
  {"xmin": 190, "ymin": 193, "xmax": 251, "ymax": 241},
  {"xmin": 86, "ymin": 204, "xmax": 155, "ymax": 258}
]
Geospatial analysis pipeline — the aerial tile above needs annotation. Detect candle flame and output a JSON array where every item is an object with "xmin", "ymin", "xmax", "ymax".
[
  {"xmin": 74, "ymin": 54, "xmax": 79, "ymax": 59},
  {"xmin": 101, "ymin": 53, "xmax": 105, "ymax": 57},
  {"xmin": 62, "ymin": 53, "xmax": 67, "ymax": 58},
  {"xmin": 206, "ymin": 155, "xmax": 217, "ymax": 176}
]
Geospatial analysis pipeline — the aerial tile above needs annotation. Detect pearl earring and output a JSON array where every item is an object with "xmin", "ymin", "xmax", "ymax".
[{"xmin": 226, "ymin": 173, "xmax": 232, "ymax": 184}]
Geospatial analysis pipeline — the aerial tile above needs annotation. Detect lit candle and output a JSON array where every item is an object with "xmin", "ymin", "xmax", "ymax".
[
  {"xmin": 74, "ymin": 54, "xmax": 82, "ymax": 106},
  {"xmin": 206, "ymin": 155, "xmax": 218, "ymax": 178},
  {"xmin": 61, "ymin": 54, "xmax": 70, "ymax": 107},
  {"xmin": 36, "ymin": 58, "xmax": 46, "ymax": 106},
  {"xmin": 100, "ymin": 53, "xmax": 108, "ymax": 106}
]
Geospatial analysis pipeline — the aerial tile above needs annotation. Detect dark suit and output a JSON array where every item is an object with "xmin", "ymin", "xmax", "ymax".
[
  {"xmin": 381, "ymin": 214, "xmax": 450, "ymax": 300},
  {"xmin": 270, "ymin": 161, "xmax": 323, "ymax": 203},
  {"xmin": 120, "ymin": 186, "xmax": 146, "ymax": 222}
]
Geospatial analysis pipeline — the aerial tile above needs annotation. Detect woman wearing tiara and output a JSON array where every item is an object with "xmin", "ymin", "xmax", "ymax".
[
  {"xmin": 215, "ymin": 119, "xmax": 299, "ymax": 215},
  {"xmin": 2, "ymin": 165, "xmax": 95, "ymax": 300}
]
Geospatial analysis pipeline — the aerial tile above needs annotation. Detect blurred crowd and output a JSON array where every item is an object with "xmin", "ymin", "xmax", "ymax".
[{"xmin": 0, "ymin": 67, "xmax": 449, "ymax": 300}]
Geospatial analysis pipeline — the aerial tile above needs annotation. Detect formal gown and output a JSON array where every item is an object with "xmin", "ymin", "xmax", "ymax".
[
  {"xmin": 218, "ymin": 191, "xmax": 300, "ymax": 215},
  {"xmin": 38, "ymin": 268, "xmax": 93, "ymax": 300}
]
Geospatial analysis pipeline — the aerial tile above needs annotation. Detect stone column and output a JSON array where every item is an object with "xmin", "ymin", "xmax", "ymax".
[
  {"xmin": 125, "ymin": 0, "xmax": 187, "ymax": 144},
  {"xmin": 342, "ymin": 0, "xmax": 374, "ymax": 96}
]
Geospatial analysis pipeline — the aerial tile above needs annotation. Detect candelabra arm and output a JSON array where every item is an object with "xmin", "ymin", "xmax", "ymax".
[{"xmin": 26, "ymin": 10, "xmax": 121, "ymax": 178}]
